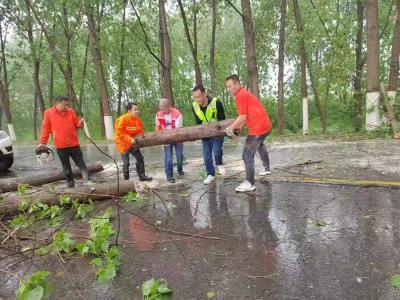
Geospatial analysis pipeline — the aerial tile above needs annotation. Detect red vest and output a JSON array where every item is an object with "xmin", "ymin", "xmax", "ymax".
[{"xmin": 156, "ymin": 107, "xmax": 181, "ymax": 131}]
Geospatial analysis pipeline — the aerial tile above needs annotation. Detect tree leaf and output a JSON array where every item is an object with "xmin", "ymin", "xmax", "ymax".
[
  {"xmin": 142, "ymin": 278, "xmax": 155, "ymax": 297},
  {"xmin": 390, "ymin": 274, "xmax": 400, "ymax": 288}
]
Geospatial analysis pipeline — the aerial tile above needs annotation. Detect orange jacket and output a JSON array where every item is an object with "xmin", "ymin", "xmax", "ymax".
[
  {"xmin": 114, "ymin": 112, "xmax": 144, "ymax": 153},
  {"xmin": 40, "ymin": 106, "xmax": 82, "ymax": 149}
]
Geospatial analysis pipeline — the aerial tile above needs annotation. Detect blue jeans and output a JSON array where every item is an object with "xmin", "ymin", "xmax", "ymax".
[
  {"xmin": 202, "ymin": 136, "xmax": 224, "ymax": 176},
  {"xmin": 164, "ymin": 143, "xmax": 183, "ymax": 178}
]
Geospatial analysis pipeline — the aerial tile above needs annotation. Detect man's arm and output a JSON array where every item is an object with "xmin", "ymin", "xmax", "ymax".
[
  {"xmin": 72, "ymin": 109, "xmax": 84, "ymax": 128},
  {"xmin": 39, "ymin": 111, "xmax": 51, "ymax": 145},
  {"xmin": 230, "ymin": 115, "xmax": 246, "ymax": 130}
]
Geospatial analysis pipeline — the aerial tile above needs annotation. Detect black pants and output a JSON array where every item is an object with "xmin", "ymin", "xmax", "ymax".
[
  {"xmin": 242, "ymin": 133, "xmax": 270, "ymax": 184},
  {"xmin": 57, "ymin": 146, "xmax": 90, "ymax": 184},
  {"xmin": 121, "ymin": 145, "xmax": 146, "ymax": 179}
]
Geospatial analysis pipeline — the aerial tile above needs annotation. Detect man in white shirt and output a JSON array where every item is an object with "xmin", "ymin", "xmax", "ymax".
[{"xmin": 155, "ymin": 98, "xmax": 184, "ymax": 183}]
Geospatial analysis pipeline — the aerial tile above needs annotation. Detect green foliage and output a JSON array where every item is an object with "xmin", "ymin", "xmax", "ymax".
[
  {"xmin": 123, "ymin": 191, "xmax": 138, "ymax": 203},
  {"xmin": 390, "ymin": 274, "xmax": 400, "ymax": 289},
  {"xmin": 10, "ymin": 214, "xmax": 34, "ymax": 229},
  {"xmin": 16, "ymin": 271, "xmax": 52, "ymax": 300},
  {"xmin": 17, "ymin": 184, "xmax": 28, "ymax": 196},
  {"xmin": 72, "ymin": 199, "xmax": 94, "ymax": 218},
  {"xmin": 141, "ymin": 278, "xmax": 173, "ymax": 300},
  {"xmin": 52, "ymin": 230, "xmax": 75, "ymax": 254}
]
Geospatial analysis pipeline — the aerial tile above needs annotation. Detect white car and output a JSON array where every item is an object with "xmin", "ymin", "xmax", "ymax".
[{"xmin": 0, "ymin": 130, "xmax": 13, "ymax": 171}]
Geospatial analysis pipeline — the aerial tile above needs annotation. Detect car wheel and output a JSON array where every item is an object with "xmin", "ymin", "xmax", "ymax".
[{"xmin": 0, "ymin": 155, "xmax": 13, "ymax": 172}]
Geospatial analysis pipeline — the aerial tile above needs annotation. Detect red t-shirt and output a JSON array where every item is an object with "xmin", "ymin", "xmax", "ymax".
[{"xmin": 235, "ymin": 87, "xmax": 272, "ymax": 136}]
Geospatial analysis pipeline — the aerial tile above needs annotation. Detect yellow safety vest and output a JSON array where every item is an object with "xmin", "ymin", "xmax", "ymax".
[{"xmin": 192, "ymin": 98, "xmax": 218, "ymax": 124}]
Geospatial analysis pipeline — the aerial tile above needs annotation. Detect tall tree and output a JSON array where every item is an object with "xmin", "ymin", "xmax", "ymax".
[
  {"xmin": 292, "ymin": 0, "xmax": 309, "ymax": 134},
  {"xmin": 24, "ymin": 0, "xmax": 45, "ymax": 117},
  {"xmin": 293, "ymin": 0, "xmax": 326, "ymax": 133},
  {"xmin": 366, "ymin": 0, "xmax": 380, "ymax": 130},
  {"xmin": 0, "ymin": 21, "xmax": 16, "ymax": 141},
  {"xmin": 83, "ymin": 0, "xmax": 114, "ymax": 139},
  {"xmin": 277, "ymin": 0, "xmax": 286, "ymax": 135},
  {"xmin": 387, "ymin": 0, "xmax": 400, "ymax": 102},
  {"xmin": 354, "ymin": 0, "xmax": 364, "ymax": 131},
  {"xmin": 209, "ymin": 0, "xmax": 217, "ymax": 96},
  {"xmin": 177, "ymin": 0, "xmax": 202, "ymax": 85},
  {"xmin": 159, "ymin": 0, "xmax": 174, "ymax": 104},
  {"xmin": 241, "ymin": 0, "xmax": 260, "ymax": 98},
  {"xmin": 117, "ymin": 0, "xmax": 127, "ymax": 116}
]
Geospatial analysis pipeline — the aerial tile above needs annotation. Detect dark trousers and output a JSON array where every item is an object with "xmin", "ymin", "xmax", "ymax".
[
  {"xmin": 243, "ymin": 133, "xmax": 270, "ymax": 184},
  {"xmin": 57, "ymin": 146, "xmax": 89, "ymax": 184},
  {"xmin": 121, "ymin": 145, "xmax": 146, "ymax": 179}
]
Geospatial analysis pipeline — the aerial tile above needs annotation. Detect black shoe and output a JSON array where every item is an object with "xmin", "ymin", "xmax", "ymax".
[
  {"xmin": 67, "ymin": 181, "xmax": 75, "ymax": 188},
  {"xmin": 139, "ymin": 175, "xmax": 152, "ymax": 181},
  {"xmin": 167, "ymin": 176, "xmax": 175, "ymax": 183},
  {"xmin": 123, "ymin": 174, "xmax": 129, "ymax": 180},
  {"xmin": 178, "ymin": 171, "xmax": 184, "ymax": 176}
]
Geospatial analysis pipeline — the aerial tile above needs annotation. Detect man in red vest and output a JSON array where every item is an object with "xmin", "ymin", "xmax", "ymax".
[
  {"xmin": 155, "ymin": 98, "xmax": 184, "ymax": 183},
  {"xmin": 39, "ymin": 95, "xmax": 91, "ymax": 188},
  {"xmin": 225, "ymin": 75, "xmax": 272, "ymax": 192}
]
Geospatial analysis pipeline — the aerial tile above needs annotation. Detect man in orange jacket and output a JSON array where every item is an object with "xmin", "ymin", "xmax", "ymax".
[
  {"xmin": 39, "ymin": 95, "xmax": 91, "ymax": 188},
  {"xmin": 114, "ymin": 102, "xmax": 152, "ymax": 181}
]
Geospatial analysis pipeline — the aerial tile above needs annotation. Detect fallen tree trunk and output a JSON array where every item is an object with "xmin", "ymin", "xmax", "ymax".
[
  {"xmin": 135, "ymin": 119, "xmax": 234, "ymax": 148},
  {"xmin": 0, "ymin": 179, "xmax": 136, "ymax": 215},
  {"xmin": 0, "ymin": 161, "xmax": 104, "ymax": 193}
]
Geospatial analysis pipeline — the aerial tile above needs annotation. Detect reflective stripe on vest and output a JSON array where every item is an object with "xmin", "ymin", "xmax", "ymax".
[{"xmin": 192, "ymin": 98, "xmax": 217, "ymax": 124}]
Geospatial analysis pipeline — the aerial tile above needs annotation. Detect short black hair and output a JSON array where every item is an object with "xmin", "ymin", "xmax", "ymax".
[
  {"xmin": 55, "ymin": 95, "xmax": 69, "ymax": 102},
  {"xmin": 225, "ymin": 74, "xmax": 240, "ymax": 83},
  {"xmin": 126, "ymin": 102, "xmax": 138, "ymax": 111},
  {"xmin": 192, "ymin": 84, "xmax": 206, "ymax": 93}
]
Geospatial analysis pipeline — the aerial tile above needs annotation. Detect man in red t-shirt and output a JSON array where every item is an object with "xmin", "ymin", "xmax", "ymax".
[{"xmin": 225, "ymin": 74, "xmax": 272, "ymax": 192}]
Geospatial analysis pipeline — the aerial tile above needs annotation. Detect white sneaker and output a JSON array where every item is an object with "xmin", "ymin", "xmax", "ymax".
[
  {"xmin": 259, "ymin": 169, "xmax": 271, "ymax": 176},
  {"xmin": 216, "ymin": 165, "xmax": 226, "ymax": 175},
  {"xmin": 235, "ymin": 180, "xmax": 256, "ymax": 192},
  {"xmin": 203, "ymin": 175, "xmax": 215, "ymax": 185}
]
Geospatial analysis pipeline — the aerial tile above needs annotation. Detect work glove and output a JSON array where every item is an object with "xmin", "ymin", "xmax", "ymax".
[{"xmin": 224, "ymin": 127, "xmax": 235, "ymax": 137}]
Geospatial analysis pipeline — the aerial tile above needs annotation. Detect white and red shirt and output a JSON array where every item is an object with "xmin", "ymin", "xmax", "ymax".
[{"xmin": 155, "ymin": 107, "xmax": 183, "ymax": 131}]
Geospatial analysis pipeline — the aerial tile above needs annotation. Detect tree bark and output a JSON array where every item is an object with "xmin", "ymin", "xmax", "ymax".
[
  {"xmin": 209, "ymin": 0, "xmax": 217, "ymax": 96},
  {"xmin": 387, "ymin": 0, "xmax": 400, "ymax": 100},
  {"xmin": 177, "ymin": 0, "xmax": 203, "ymax": 84},
  {"xmin": 159, "ymin": 0, "xmax": 174, "ymax": 104},
  {"xmin": 24, "ymin": 0, "xmax": 45, "ymax": 117},
  {"xmin": 366, "ymin": 0, "xmax": 380, "ymax": 130},
  {"xmin": 292, "ymin": 0, "xmax": 308, "ymax": 135},
  {"xmin": 33, "ymin": 90, "xmax": 38, "ymax": 140},
  {"xmin": 0, "ymin": 22, "xmax": 16, "ymax": 141},
  {"xmin": 83, "ymin": 0, "xmax": 114, "ymax": 140},
  {"xmin": 277, "ymin": 0, "xmax": 287, "ymax": 135},
  {"xmin": 117, "ymin": 0, "xmax": 127, "ymax": 116},
  {"xmin": 354, "ymin": 0, "xmax": 364, "ymax": 131},
  {"xmin": 0, "ymin": 161, "xmax": 103, "ymax": 193},
  {"xmin": 380, "ymin": 83, "xmax": 400, "ymax": 138},
  {"xmin": 49, "ymin": 58, "xmax": 54, "ymax": 107},
  {"xmin": 293, "ymin": 0, "xmax": 326, "ymax": 133},
  {"xmin": 241, "ymin": 0, "xmax": 260, "ymax": 98},
  {"xmin": 135, "ymin": 119, "xmax": 234, "ymax": 148}
]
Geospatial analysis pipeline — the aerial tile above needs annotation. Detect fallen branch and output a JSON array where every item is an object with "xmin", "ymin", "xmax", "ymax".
[{"xmin": 0, "ymin": 161, "xmax": 104, "ymax": 193}]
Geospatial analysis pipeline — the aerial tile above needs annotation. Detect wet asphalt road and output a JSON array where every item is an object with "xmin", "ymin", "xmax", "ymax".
[{"xmin": 1, "ymin": 139, "xmax": 400, "ymax": 299}]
